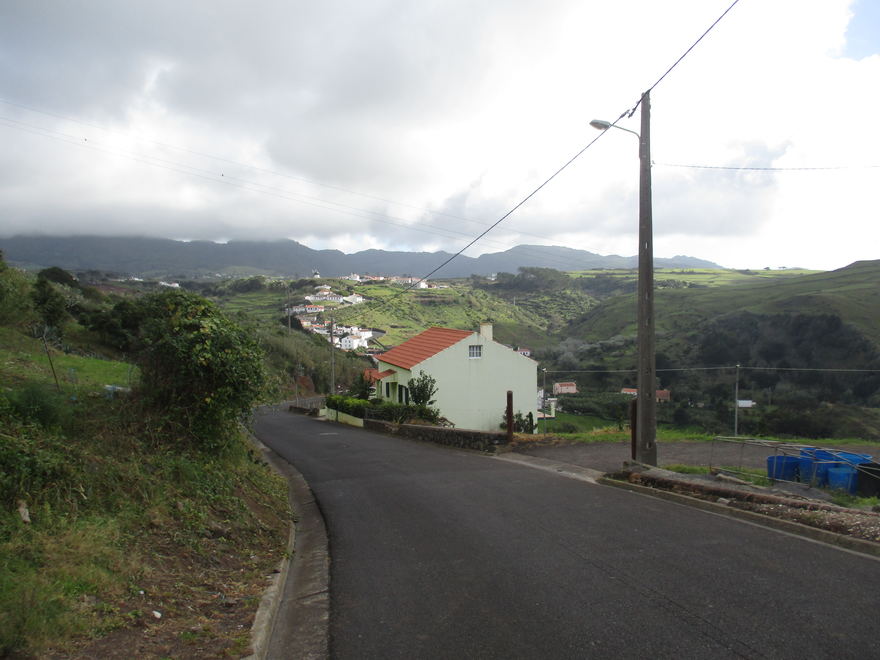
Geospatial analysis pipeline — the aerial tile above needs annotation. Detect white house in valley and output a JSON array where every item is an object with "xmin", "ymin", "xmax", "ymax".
[{"xmin": 374, "ymin": 323, "xmax": 537, "ymax": 431}]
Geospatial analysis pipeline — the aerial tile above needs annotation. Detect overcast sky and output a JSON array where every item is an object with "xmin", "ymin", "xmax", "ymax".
[{"xmin": 1, "ymin": 0, "xmax": 878, "ymax": 271}]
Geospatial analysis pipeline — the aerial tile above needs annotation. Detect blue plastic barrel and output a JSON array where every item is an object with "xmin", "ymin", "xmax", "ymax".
[
  {"xmin": 836, "ymin": 452, "xmax": 872, "ymax": 466},
  {"xmin": 827, "ymin": 466, "xmax": 858, "ymax": 494},
  {"xmin": 813, "ymin": 450, "xmax": 839, "ymax": 486},
  {"xmin": 767, "ymin": 456, "xmax": 799, "ymax": 481},
  {"xmin": 798, "ymin": 456, "xmax": 816, "ymax": 484}
]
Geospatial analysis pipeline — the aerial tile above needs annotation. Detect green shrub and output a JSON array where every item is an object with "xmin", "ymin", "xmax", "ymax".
[
  {"xmin": 326, "ymin": 395, "xmax": 440, "ymax": 424},
  {"xmin": 133, "ymin": 290, "xmax": 266, "ymax": 451},
  {"xmin": 0, "ymin": 413, "xmax": 75, "ymax": 508},
  {"xmin": 3, "ymin": 382, "xmax": 68, "ymax": 429},
  {"xmin": 326, "ymin": 395, "xmax": 370, "ymax": 418},
  {"xmin": 0, "ymin": 258, "xmax": 33, "ymax": 325}
]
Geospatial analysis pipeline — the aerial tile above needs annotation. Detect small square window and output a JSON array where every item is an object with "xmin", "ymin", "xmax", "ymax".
[{"xmin": 468, "ymin": 345, "xmax": 482, "ymax": 359}]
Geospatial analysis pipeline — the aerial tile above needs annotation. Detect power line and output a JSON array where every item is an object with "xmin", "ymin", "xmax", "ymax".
[
  {"xmin": 628, "ymin": 0, "xmax": 742, "ymax": 117},
  {"xmin": 0, "ymin": 112, "xmax": 628, "ymax": 274},
  {"xmin": 657, "ymin": 162, "xmax": 880, "ymax": 172},
  {"xmin": 351, "ymin": 1, "xmax": 746, "ymax": 328},
  {"xmin": 0, "ymin": 97, "xmax": 615, "ymax": 263},
  {"xmin": 545, "ymin": 365, "xmax": 880, "ymax": 374},
  {"xmin": 648, "ymin": 0, "xmax": 741, "ymax": 96},
  {"xmin": 350, "ymin": 129, "xmax": 617, "ymax": 323}
]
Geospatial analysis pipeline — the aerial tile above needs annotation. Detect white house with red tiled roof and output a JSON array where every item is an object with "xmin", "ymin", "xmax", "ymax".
[{"xmin": 374, "ymin": 323, "xmax": 537, "ymax": 431}]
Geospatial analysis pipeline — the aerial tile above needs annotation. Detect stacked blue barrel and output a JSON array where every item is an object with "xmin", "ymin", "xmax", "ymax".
[{"xmin": 768, "ymin": 449, "xmax": 879, "ymax": 495}]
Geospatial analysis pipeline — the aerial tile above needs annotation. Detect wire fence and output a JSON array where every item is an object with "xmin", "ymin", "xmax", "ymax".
[{"xmin": 705, "ymin": 436, "xmax": 880, "ymax": 496}]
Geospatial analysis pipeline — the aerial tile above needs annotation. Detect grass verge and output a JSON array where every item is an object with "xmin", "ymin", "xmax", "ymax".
[{"xmin": 0, "ymin": 382, "xmax": 289, "ymax": 658}]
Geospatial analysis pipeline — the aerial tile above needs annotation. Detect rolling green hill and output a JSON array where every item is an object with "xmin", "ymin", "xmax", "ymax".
[{"xmin": 569, "ymin": 260, "xmax": 880, "ymax": 347}]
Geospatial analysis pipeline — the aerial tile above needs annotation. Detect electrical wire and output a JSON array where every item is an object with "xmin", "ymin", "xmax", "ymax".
[
  {"xmin": 544, "ymin": 365, "xmax": 880, "ymax": 374},
  {"xmin": 635, "ymin": 0, "xmax": 742, "ymax": 112},
  {"xmin": 0, "ymin": 114, "xmax": 617, "ymax": 269},
  {"xmin": 0, "ymin": 97, "xmax": 610, "ymax": 262},
  {"xmin": 0, "ymin": 113, "xmax": 635, "ymax": 274},
  {"xmin": 657, "ymin": 162, "xmax": 880, "ymax": 172}
]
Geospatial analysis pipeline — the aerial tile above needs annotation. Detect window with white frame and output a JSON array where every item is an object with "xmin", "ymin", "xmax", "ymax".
[{"xmin": 468, "ymin": 345, "xmax": 482, "ymax": 359}]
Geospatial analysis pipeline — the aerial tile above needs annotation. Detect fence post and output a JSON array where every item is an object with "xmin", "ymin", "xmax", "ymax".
[{"xmin": 506, "ymin": 391, "xmax": 513, "ymax": 444}]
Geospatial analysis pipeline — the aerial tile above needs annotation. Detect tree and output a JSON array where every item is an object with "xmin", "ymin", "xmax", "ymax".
[
  {"xmin": 31, "ymin": 278, "xmax": 68, "ymax": 333},
  {"xmin": 37, "ymin": 266, "xmax": 78, "ymax": 289},
  {"xmin": 134, "ymin": 290, "xmax": 266, "ymax": 450},
  {"xmin": 347, "ymin": 372, "xmax": 373, "ymax": 400},
  {"xmin": 407, "ymin": 372, "xmax": 438, "ymax": 406}
]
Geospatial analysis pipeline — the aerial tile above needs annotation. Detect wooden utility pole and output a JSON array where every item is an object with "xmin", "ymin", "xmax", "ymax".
[
  {"xmin": 329, "ymin": 316, "xmax": 335, "ymax": 395},
  {"xmin": 734, "ymin": 363, "xmax": 741, "ymax": 436},
  {"xmin": 635, "ymin": 90, "xmax": 657, "ymax": 466}
]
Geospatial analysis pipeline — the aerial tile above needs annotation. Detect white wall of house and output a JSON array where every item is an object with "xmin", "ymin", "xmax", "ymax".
[{"xmin": 376, "ymin": 327, "xmax": 537, "ymax": 431}]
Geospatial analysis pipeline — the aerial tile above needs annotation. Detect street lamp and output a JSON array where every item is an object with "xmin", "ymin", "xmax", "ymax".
[{"xmin": 591, "ymin": 91, "xmax": 657, "ymax": 466}]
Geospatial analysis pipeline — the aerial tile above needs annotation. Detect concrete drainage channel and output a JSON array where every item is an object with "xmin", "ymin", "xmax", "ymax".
[{"xmin": 246, "ymin": 436, "xmax": 330, "ymax": 660}]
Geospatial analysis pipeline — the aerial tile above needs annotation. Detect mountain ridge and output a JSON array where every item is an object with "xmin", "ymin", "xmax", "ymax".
[{"xmin": 0, "ymin": 235, "xmax": 723, "ymax": 278}]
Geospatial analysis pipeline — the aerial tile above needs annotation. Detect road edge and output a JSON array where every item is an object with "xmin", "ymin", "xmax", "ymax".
[
  {"xmin": 246, "ymin": 431, "xmax": 331, "ymax": 659},
  {"xmin": 599, "ymin": 475, "xmax": 880, "ymax": 559}
]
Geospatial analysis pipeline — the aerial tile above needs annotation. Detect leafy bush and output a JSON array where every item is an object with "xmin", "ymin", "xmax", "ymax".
[
  {"xmin": 0, "ymin": 403, "xmax": 76, "ymax": 509},
  {"xmin": 133, "ymin": 290, "xmax": 266, "ymax": 450},
  {"xmin": 326, "ymin": 395, "xmax": 440, "ymax": 424},
  {"xmin": 326, "ymin": 395, "xmax": 370, "ymax": 418},
  {"xmin": 3, "ymin": 382, "xmax": 69, "ymax": 429},
  {"xmin": 31, "ymin": 279, "xmax": 68, "ymax": 333},
  {"xmin": 407, "ymin": 372, "xmax": 438, "ymax": 406},
  {"xmin": 500, "ymin": 410, "xmax": 536, "ymax": 433},
  {"xmin": 0, "ymin": 256, "xmax": 33, "ymax": 325}
]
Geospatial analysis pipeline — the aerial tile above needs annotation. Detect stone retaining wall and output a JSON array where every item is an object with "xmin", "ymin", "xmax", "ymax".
[{"xmin": 364, "ymin": 419, "xmax": 509, "ymax": 453}]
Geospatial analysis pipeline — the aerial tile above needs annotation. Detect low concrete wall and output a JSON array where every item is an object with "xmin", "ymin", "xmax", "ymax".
[
  {"xmin": 325, "ymin": 408, "xmax": 365, "ymax": 428},
  {"xmin": 364, "ymin": 419, "xmax": 509, "ymax": 453}
]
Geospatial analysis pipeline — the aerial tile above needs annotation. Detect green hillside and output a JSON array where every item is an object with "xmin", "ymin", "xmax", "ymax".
[
  {"xmin": 290, "ymin": 280, "xmax": 591, "ymax": 349},
  {"xmin": 570, "ymin": 261, "xmax": 880, "ymax": 346},
  {"xmin": 557, "ymin": 261, "xmax": 880, "ymax": 439}
]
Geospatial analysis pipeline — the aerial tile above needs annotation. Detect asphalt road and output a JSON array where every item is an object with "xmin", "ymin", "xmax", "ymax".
[{"xmin": 253, "ymin": 410, "xmax": 880, "ymax": 659}]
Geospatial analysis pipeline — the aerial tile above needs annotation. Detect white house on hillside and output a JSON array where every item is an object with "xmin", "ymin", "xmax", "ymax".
[{"xmin": 374, "ymin": 324, "xmax": 537, "ymax": 431}]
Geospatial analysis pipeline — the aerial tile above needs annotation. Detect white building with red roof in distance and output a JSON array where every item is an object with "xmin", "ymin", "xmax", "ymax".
[{"xmin": 373, "ymin": 323, "xmax": 537, "ymax": 431}]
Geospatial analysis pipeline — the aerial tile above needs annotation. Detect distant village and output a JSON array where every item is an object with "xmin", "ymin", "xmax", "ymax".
[{"xmin": 282, "ymin": 272, "xmax": 449, "ymax": 353}]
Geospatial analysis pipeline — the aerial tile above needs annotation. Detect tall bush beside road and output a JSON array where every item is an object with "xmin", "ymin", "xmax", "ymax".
[{"xmin": 135, "ymin": 290, "xmax": 267, "ymax": 450}]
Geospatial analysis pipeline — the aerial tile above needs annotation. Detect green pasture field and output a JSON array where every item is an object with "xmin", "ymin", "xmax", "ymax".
[
  {"xmin": 0, "ymin": 327, "xmax": 135, "ymax": 391},
  {"xmin": 570, "ymin": 267, "xmax": 820, "ymax": 287}
]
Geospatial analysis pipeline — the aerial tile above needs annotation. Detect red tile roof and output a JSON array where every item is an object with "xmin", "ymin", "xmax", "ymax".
[
  {"xmin": 377, "ymin": 327, "xmax": 473, "ymax": 370},
  {"xmin": 363, "ymin": 368, "xmax": 395, "ymax": 384}
]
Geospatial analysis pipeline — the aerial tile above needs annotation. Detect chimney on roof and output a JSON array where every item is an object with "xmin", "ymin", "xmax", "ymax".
[{"xmin": 479, "ymin": 323, "xmax": 493, "ymax": 341}]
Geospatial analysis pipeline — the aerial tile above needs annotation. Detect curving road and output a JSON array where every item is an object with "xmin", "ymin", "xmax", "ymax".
[{"xmin": 254, "ymin": 409, "xmax": 880, "ymax": 659}]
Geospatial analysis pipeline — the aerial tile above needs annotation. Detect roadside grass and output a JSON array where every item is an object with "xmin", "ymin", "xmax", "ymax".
[
  {"xmin": 662, "ymin": 463, "xmax": 772, "ymax": 487},
  {"xmin": 829, "ymin": 493, "xmax": 880, "ymax": 509},
  {"xmin": 533, "ymin": 418, "xmax": 880, "ymax": 450},
  {"xmin": 537, "ymin": 411, "xmax": 608, "ymax": 433},
  {"xmin": 0, "ymin": 345, "xmax": 289, "ymax": 656},
  {"xmin": 555, "ymin": 426, "xmax": 716, "ymax": 444},
  {"xmin": 662, "ymin": 465, "xmax": 880, "ymax": 508}
]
